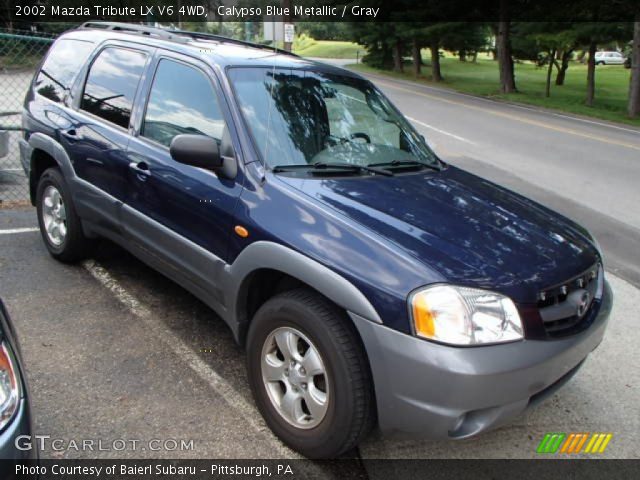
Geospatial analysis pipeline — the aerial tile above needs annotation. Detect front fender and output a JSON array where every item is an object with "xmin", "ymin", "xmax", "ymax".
[{"xmin": 225, "ymin": 241, "xmax": 382, "ymax": 338}]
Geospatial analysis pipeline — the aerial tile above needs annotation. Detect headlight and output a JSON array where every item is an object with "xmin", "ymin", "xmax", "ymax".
[
  {"xmin": 0, "ymin": 342, "xmax": 20, "ymax": 431},
  {"xmin": 410, "ymin": 285, "xmax": 523, "ymax": 346}
]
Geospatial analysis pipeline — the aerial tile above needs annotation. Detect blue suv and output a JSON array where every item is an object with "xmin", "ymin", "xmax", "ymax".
[{"xmin": 20, "ymin": 22, "xmax": 612, "ymax": 458}]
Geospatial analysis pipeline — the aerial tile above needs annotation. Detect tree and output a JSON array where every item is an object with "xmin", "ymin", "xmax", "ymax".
[
  {"xmin": 629, "ymin": 19, "xmax": 640, "ymax": 118},
  {"xmin": 441, "ymin": 23, "xmax": 490, "ymax": 62},
  {"xmin": 512, "ymin": 23, "xmax": 579, "ymax": 98},
  {"xmin": 496, "ymin": 0, "xmax": 517, "ymax": 93},
  {"xmin": 429, "ymin": 37, "xmax": 442, "ymax": 82},
  {"xmin": 573, "ymin": 22, "xmax": 630, "ymax": 107},
  {"xmin": 411, "ymin": 37, "xmax": 422, "ymax": 77},
  {"xmin": 585, "ymin": 38, "xmax": 597, "ymax": 107},
  {"xmin": 392, "ymin": 36, "xmax": 404, "ymax": 73},
  {"xmin": 419, "ymin": 23, "xmax": 459, "ymax": 82},
  {"xmin": 401, "ymin": 22, "xmax": 467, "ymax": 83},
  {"xmin": 555, "ymin": 48, "xmax": 575, "ymax": 85},
  {"xmin": 348, "ymin": 22, "xmax": 400, "ymax": 70}
]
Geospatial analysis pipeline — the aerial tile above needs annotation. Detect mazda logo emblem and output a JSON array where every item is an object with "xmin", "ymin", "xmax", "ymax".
[{"xmin": 576, "ymin": 291, "xmax": 591, "ymax": 318}]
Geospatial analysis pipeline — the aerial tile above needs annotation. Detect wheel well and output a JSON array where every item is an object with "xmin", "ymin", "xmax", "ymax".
[
  {"xmin": 236, "ymin": 269, "xmax": 303, "ymax": 343},
  {"xmin": 236, "ymin": 268, "xmax": 378, "ymax": 426},
  {"xmin": 29, "ymin": 149, "xmax": 57, "ymax": 205}
]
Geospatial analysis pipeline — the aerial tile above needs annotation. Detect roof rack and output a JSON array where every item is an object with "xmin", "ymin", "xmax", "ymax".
[
  {"xmin": 79, "ymin": 22, "xmax": 298, "ymax": 57},
  {"xmin": 170, "ymin": 29, "xmax": 299, "ymax": 57},
  {"xmin": 79, "ymin": 22, "xmax": 187, "ymax": 42}
]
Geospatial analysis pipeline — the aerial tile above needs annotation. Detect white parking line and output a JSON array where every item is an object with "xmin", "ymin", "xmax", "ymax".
[
  {"xmin": 0, "ymin": 227, "xmax": 39, "ymax": 235},
  {"xmin": 406, "ymin": 116, "xmax": 477, "ymax": 145},
  {"xmin": 81, "ymin": 259, "xmax": 299, "ymax": 459}
]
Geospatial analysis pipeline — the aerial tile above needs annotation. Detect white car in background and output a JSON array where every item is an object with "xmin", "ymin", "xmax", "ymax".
[{"xmin": 595, "ymin": 51, "xmax": 625, "ymax": 65}]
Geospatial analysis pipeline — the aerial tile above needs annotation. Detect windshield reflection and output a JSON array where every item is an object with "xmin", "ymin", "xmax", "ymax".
[{"xmin": 228, "ymin": 67, "xmax": 438, "ymax": 169}]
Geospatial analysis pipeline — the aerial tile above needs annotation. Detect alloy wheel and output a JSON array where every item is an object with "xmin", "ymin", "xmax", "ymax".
[
  {"xmin": 41, "ymin": 185, "xmax": 67, "ymax": 246},
  {"xmin": 260, "ymin": 326, "xmax": 330, "ymax": 429}
]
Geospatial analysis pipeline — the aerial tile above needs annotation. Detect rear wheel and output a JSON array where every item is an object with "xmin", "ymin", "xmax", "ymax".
[
  {"xmin": 246, "ymin": 289, "xmax": 375, "ymax": 458},
  {"xmin": 36, "ymin": 168, "xmax": 92, "ymax": 262}
]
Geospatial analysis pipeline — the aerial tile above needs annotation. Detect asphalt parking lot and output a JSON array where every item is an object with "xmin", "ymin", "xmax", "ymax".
[{"xmin": 0, "ymin": 206, "xmax": 638, "ymax": 462}]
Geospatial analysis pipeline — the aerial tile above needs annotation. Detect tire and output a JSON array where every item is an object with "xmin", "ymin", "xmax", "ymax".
[
  {"xmin": 36, "ymin": 167, "xmax": 92, "ymax": 262},
  {"xmin": 596, "ymin": 61, "xmax": 605, "ymax": 66},
  {"xmin": 246, "ymin": 288, "xmax": 375, "ymax": 458}
]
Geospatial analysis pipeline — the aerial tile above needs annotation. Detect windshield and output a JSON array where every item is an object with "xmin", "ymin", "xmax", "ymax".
[{"xmin": 227, "ymin": 67, "xmax": 438, "ymax": 169}]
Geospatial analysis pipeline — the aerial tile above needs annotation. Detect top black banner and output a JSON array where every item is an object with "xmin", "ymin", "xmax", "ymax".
[{"xmin": 2, "ymin": 0, "xmax": 639, "ymax": 24}]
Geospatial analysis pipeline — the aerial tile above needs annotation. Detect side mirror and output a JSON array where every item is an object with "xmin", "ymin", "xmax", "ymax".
[{"xmin": 169, "ymin": 134, "xmax": 222, "ymax": 170}]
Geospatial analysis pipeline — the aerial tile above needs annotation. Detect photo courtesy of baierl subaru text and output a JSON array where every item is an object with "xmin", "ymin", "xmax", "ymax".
[{"xmin": 0, "ymin": 0, "xmax": 639, "ymax": 478}]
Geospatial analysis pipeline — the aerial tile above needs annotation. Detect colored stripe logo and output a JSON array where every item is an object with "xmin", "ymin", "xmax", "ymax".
[{"xmin": 537, "ymin": 433, "xmax": 613, "ymax": 454}]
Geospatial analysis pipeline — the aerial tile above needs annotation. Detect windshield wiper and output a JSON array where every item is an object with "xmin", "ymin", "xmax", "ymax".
[
  {"xmin": 273, "ymin": 162, "xmax": 394, "ymax": 177},
  {"xmin": 369, "ymin": 160, "xmax": 442, "ymax": 172}
]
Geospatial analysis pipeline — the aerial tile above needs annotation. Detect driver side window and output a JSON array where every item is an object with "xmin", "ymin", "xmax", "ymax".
[{"xmin": 142, "ymin": 59, "xmax": 225, "ymax": 147}]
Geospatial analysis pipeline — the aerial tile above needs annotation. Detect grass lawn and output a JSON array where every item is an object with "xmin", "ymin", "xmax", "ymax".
[
  {"xmin": 294, "ymin": 40, "xmax": 363, "ymax": 59},
  {"xmin": 350, "ymin": 55, "xmax": 639, "ymax": 127}
]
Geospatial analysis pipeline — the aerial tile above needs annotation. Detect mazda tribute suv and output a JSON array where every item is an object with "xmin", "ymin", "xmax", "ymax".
[{"xmin": 20, "ymin": 22, "xmax": 612, "ymax": 458}]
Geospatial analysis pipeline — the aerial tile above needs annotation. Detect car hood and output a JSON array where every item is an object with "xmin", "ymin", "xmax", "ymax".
[{"xmin": 277, "ymin": 166, "xmax": 599, "ymax": 302}]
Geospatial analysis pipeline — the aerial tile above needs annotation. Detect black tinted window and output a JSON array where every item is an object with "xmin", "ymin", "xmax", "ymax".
[
  {"xmin": 81, "ymin": 48, "xmax": 146, "ymax": 129},
  {"xmin": 35, "ymin": 39, "xmax": 94, "ymax": 103},
  {"xmin": 142, "ymin": 60, "xmax": 224, "ymax": 147}
]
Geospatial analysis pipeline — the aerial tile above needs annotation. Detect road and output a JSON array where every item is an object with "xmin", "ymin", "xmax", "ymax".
[{"xmin": 0, "ymin": 60, "xmax": 639, "ymax": 466}]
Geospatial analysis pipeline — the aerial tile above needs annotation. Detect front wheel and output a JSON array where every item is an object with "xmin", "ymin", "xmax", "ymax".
[{"xmin": 246, "ymin": 289, "xmax": 375, "ymax": 458}]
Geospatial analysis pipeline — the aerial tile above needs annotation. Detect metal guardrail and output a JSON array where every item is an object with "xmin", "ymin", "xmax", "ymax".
[{"xmin": 0, "ymin": 29, "xmax": 56, "ymax": 205}]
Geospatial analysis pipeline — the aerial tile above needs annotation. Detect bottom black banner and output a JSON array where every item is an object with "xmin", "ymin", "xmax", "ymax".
[{"xmin": 2, "ymin": 459, "xmax": 639, "ymax": 480}]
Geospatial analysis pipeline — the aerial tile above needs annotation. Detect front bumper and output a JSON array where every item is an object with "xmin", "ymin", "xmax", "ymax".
[{"xmin": 352, "ymin": 280, "xmax": 613, "ymax": 439}]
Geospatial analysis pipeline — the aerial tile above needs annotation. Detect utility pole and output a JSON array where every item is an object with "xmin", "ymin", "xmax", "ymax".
[{"xmin": 283, "ymin": 0, "xmax": 292, "ymax": 52}]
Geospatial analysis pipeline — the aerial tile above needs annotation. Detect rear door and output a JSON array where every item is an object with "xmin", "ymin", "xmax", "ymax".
[
  {"xmin": 65, "ymin": 43, "xmax": 152, "ymax": 233},
  {"xmin": 123, "ymin": 52, "xmax": 243, "ymax": 302}
]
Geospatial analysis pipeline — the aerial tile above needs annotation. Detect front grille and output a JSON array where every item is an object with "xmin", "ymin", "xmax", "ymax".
[{"xmin": 537, "ymin": 264, "xmax": 602, "ymax": 337}]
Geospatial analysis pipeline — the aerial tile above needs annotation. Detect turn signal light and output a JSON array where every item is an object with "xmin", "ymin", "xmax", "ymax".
[
  {"xmin": 412, "ymin": 294, "xmax": 435, "ymax": 338},
  {"xmin": 234, "ymin": 225, "xmax": 249, "ymax": 238}
]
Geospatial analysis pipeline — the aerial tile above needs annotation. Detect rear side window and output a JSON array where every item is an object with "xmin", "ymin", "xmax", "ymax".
[
  {"xmin": 34, "ymin": 39, "xmax": 94, "ymax": 103},
  {"xmin": 141, "ymin": 59, "xmax": 225, "ymax": 147},
  {"xmin": 80, "ymin": 47, "xmax": 147, "ymax": 129}
]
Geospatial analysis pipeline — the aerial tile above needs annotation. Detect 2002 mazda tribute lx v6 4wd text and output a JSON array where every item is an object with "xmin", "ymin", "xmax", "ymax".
[{"xmin": 20, "ymin": 22, "xmax": 612, "ymax": 458}]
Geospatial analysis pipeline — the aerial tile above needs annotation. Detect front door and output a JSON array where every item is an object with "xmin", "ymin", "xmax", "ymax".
[{"xmin": 123, "ymin": 54, "xmax": 243, "ymax": 302}]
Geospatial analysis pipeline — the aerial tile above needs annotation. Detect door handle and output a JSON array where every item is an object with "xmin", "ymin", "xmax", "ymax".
[
  {"xmin": 60, "ymin": 128, "xmax": 79, "ymax": 141},
  {"xmin": 129, "ymin": 161, "xmax": 151, "ymax": 178}
]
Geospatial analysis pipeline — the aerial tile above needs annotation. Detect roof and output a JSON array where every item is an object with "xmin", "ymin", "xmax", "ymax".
[{"xmin": 60, "ymin": 21, "xmax": 357, "ymax": 76}]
